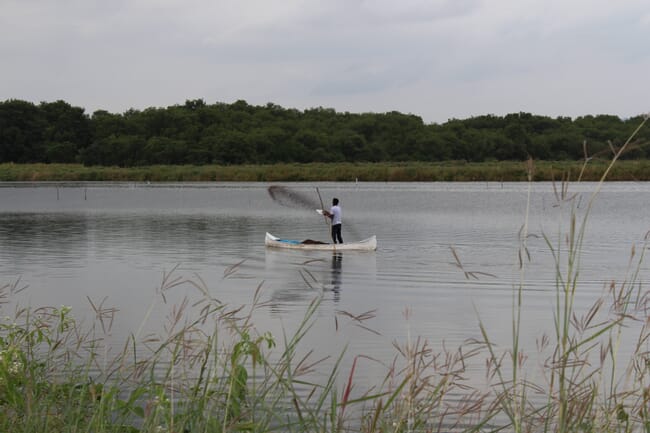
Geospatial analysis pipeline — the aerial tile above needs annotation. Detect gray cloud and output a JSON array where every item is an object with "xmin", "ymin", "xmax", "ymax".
[{"xmin": 1, "ymin": 0, "xmax": 648, "ymax": 122}]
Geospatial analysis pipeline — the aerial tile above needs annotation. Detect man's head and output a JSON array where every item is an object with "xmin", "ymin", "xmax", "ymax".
[{"xmin": 333, "ymin": 198, "xmax": 339, "ymax": 206}]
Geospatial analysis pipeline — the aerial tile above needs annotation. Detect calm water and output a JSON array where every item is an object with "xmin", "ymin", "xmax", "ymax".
[{"xmin": 1, "ymin": 181, "xmax": 649, "ymax": 390}]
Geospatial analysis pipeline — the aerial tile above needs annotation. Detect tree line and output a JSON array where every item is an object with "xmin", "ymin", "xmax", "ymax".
[{"xmin": 1, "ymin": 98, "xmax": 648, "ymax": 166}]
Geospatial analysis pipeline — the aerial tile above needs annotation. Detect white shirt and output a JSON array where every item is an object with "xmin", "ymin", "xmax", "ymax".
[{"xmin": 330, "ymin": 205, "xmax": 342, "ymax": 225}]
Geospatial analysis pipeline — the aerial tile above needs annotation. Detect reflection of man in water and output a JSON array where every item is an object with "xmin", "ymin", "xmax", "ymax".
[{"xmin": 331, "ymin": 252, "xmax": 342, "ymax": 302}]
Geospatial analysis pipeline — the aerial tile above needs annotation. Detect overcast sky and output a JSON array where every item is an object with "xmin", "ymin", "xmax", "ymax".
[{"xmin": 1, "ymin": 0, "xmax": 649, "ymax": 123}]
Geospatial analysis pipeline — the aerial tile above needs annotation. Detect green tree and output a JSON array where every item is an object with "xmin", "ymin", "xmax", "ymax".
[
  {"xmin": 40, "ymin": 100, "xmax": 91, "ymax": 147},
  {"xmin": 0, "ymin": 99, "xmax": 47, "ymax": 162},
  {"xmin": 247, "ymin": 127, "xmax": 290, "ymax": 163},
  {"xmin": 292, "ymin": 129, "xmax": 330, "ymax": 162},
  {"xmin": 142, "ymin": 137, "xmax": 189, "ymax": 164},
  {"xmin": 415, "ymin": 128, "xmax": 454, "ymax": 161},
  {"xmin": 45, "ymin": 141, "xmax": 78, "ymax": 163},
  {"xmin": 80, "ymin": 135, "xmax": 145, "ymax": 166},
  {"xmin": 331, "ymin": 129, "xmax": 364, "ymax": 162},
  {"xmin": 91, "ymin": 110, "xmax": 128, "ymax": 140},
  {"xmin": 3, "ymin": 98, "xmax": 649, "ymax": 165},
  {"xmin": 212, "ymin": 131, "xmax": 254, "ymax": 164}
]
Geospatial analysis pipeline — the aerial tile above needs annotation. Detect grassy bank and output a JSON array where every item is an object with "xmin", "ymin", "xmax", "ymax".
[{"xmin": 3, "ymin": 160, "xmax": 650, "ymax": 182}]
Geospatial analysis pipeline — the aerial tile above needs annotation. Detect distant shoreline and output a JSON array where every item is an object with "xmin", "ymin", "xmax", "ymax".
[{"xmin": 1, "ymin": 161, "xmax": 649, "ymax": 182}]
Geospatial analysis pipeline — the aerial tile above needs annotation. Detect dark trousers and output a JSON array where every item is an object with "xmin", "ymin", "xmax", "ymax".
[{"xmin": 331, "ymin": 224, "xmax": 343, "ymax": 244}]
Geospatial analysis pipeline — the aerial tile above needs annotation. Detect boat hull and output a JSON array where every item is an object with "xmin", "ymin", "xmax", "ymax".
[{"xmin": 265, "ymin": 232, "xmax": 377, "ymax": 251}]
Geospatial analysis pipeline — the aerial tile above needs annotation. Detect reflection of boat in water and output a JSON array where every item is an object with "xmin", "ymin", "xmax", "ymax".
[
  {"xmin": 265, "ymin": 232, "xmax": 377, "ymax": 251},
  {"xmin": 264, "ymin": 248, "xmax": 377, "ymax": 310}
]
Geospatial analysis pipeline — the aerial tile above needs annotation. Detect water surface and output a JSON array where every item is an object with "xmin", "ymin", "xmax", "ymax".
[{"xmin": 1, "ymin": 181, "xmax": 648, "ymax": 390}]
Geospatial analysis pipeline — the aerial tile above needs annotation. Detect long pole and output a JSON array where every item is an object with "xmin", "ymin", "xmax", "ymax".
[{"xmin": 316, "ymin": 187, "xmax": 331, "ymax": 238}]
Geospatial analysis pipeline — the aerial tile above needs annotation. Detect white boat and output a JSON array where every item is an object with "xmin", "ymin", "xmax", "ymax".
[{"xmin": 265, "ymin": 232, "xmax": 377, "ymax": 251}]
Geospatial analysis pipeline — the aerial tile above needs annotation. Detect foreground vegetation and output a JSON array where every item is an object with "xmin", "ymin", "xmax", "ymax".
[
  {"xmin": 5, "ymin": 159, "xmax": 650, "ymax": 182},
  {"xmin": 1, "ymin": 118, "xmax": 648, "ymax": 432}
]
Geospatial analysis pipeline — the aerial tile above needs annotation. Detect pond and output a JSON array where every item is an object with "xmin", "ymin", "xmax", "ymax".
[{"xmin": 1, "ymin": 181, "xmax": 648, "ymax": 395}]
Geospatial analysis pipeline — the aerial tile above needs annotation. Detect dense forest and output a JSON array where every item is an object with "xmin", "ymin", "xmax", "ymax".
[{"xmin": 1, "ymin": 98, "xmax": 648, "ymax": 166}]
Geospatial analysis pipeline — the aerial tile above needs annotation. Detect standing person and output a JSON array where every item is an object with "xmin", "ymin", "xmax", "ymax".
[{"xmin": 323, "ymin": 198, "xmax": 343, "ymax": 244}]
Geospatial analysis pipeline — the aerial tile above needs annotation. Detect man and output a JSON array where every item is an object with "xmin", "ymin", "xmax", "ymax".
[{"xmin": 323, "ymin": 198, "xmax": 343, "ymax": 244}]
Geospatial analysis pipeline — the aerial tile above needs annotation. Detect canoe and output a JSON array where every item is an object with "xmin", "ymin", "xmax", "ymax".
[{"xmin": 265, "ymin": 232, "xmax": 377, "ymax": 251}]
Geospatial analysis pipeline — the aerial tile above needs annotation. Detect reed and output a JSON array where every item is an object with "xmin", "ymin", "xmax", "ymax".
[
  {"xmin": 1, "ymin": 117, "xmax": 649, "ymax": 432},
  {"xmin": 4, "ymin": 160, "xmax": 650, "ymax": 182}
]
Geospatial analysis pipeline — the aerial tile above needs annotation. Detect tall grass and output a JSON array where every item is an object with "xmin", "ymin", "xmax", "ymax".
[
  {"xmin": 476, "ymin": 115, "xmax": 650, "ymax": 433},
  {"xmin": 5, "ymin": 160, "xmax": 650, "ymax": 182},
  {"xmin": 1, "ymin": 116, "xmax": 649, "ymax": 432}
]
